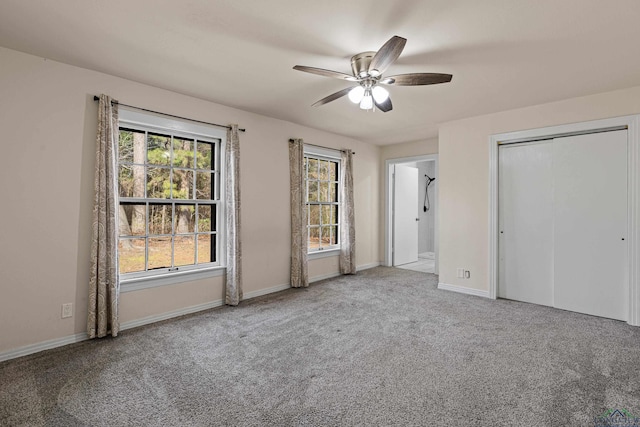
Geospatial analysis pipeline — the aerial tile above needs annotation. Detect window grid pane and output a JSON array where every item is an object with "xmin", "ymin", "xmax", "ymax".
[
  {"xmin": 304, "ymin": 153, "xmax": 340, "ymax": 252},
  {"xmin": 118, "ymin": 124, "xmax": 221, "ymax": 276},
  {"xmin": 118, "ymin": 238, "xmax": 146, "ymax": 274}
]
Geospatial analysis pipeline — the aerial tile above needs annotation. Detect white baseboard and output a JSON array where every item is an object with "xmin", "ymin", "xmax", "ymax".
[
  {"xmin": 0, "ymin": 332, "xmax": 88, "ymax": 363},
  {"xmin": 243, "ymin": 283, "xmax": 291, "ymax": 299},
  {"xmin": 437, "ymin": 282, "xmax": 491, "ymax": 299},
  {"xmin": 119, "ymin": 300, "xmax": 225, "ymax": 331},
  {"xmin": 309, "ymin": 262, "xmax": 380, "ymax": 283},
  {"xmin": 0, "ymin": 300, "xmax": 229, "ymax": 363},
  {"xmin": 0, "ymin": 265, "xmax": 383, "ymax": 363},
  {"xmin": 357, "ymin": 262, "xmax": 380, "ymax": 271},
  {"xmin": 310, "ymin": 272, "xmax": 342, "ymax": 283}
]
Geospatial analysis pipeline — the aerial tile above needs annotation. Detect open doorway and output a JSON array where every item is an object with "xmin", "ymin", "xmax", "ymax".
[{"xmin": 385, "ymin": 155, "xmax": 438, "ymax": 274}]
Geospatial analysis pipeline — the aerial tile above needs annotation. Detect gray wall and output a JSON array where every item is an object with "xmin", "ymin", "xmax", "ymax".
[{"xmin": 417, "ymin": 161, "xmax": 436, "ymax": 253}]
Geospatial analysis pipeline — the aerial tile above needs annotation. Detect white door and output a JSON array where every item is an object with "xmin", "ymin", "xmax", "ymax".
[
  {"xmin": 393, "ymin": 165, "xmax": 419, "ymax": 266},
  {"xmin": 552, "ymin": 130, "xmax": 628, "ymax": 321},
  {"xmin": 498, "ymin": 141, "xmax": 554, "ymax": 306}
]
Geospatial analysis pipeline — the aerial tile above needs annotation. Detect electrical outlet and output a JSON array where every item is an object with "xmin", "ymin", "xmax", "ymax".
[
  {"xmin": 62, "ymin": 303, "xmax": 73, "ymax": 319},
  {"xmin": 464, "ymin": 270, "xmax": 471, "ymax": 279},
  {"xmin": 456, "ymin": 268, "xmax": 464, "ymax": 278}
]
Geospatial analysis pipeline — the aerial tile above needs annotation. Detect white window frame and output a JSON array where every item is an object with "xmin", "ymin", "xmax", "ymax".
[
  {"xmin": 304, "ymin": 144, "xmax": 341, "ymax": 257},
  {"xmin": 117, "ymin": 108, "xmax": 226, "ymax": 292}
]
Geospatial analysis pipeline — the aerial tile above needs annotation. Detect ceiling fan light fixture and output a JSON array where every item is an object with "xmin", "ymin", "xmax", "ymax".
[
  {"xmin": 360, "ymin": 89, "xmax": 373, "ymax": 110},
  {"xmin": 348, "ymin": 86, "xmax": 365, "ymax": 103},
  {"xmin": 294, "ymin": 35, "xmax": 452, "ymax": 113},
  {"xmin": 372, "ymin": 86, "xmax": 389, "ymax": 103}
]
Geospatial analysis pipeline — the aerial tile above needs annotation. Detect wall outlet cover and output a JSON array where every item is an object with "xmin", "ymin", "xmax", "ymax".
[{"xmin": 62, "ymin": 303, "xmax": 73, "ymax": 318}]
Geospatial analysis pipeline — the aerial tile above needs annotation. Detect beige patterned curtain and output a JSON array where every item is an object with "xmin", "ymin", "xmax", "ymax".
[
  {"xmin": 225, "ymin": 124, "xmax": 243, "ymax": 305},
  {"xmin": 289, "ymin": 139, "xmax": 309, "ymax": 287},
  {"xmin": 88, "ymin": 94, "xmax": 120, "ymax": 339},
  {"xmin": 340, "ymin": 149, "xmax": 356, "ymax": 274}
]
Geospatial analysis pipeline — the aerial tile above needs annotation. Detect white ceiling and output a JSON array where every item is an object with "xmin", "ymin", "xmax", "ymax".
[{"xmin": 2, "ymin": 0, "xmax": 640, "ymax": 145}]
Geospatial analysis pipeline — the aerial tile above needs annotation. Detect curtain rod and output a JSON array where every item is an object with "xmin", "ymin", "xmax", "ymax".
[
  {"xmin": 289, "ymin": 139, "xmax": 355, "ymax": 155},
  {"xmin": 93, "ymin": 96, "xmax": 246, "ymax": 132}
]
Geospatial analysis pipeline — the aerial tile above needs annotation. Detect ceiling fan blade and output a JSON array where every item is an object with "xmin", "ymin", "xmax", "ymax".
[
  {"xmin": 368, "ymin": 36, "xmax": 407, "ymax": 75},
  {"xmin": 311, "ymin": 87, "xmax": 355, "ymax": 107},
  {"xmin": 382, "ymin": 73, "xmax": 453, "ymax": 86},
  {"xmin": 293, "ymin": 65, "xmax": 358, "ymax": 81},
  {"xmin": 374, "ymin": 96, "xmax": 393, "ymax": 113}
]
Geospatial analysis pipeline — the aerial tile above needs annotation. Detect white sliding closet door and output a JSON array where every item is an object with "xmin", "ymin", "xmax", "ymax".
[
  {"xmin": 553, "ymin": 130, "xmax": 628, "ymax": 321},
  {"xmin": 498, "ymin": 142, "xmax": 554, "ymax": 306}
]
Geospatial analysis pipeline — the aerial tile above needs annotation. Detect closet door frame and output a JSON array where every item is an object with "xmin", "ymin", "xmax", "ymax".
[{"xmin": 489, "ymin": 115, "xmax": 640, "ymax": 326}]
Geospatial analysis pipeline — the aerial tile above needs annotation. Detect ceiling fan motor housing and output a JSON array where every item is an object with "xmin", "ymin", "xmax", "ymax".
[{"xmin": 351, "ymin": 51, "xmax": 376, "ymax": 78}]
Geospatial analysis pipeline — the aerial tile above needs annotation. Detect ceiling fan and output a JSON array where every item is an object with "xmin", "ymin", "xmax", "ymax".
[{"xmin": 293, "ymin": 35, "xmax": 452, "ymax": 112}]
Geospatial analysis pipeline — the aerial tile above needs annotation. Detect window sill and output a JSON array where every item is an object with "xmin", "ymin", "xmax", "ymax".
[
  {"xmin": 308, "ymin": 248, "xmax": 341, "ymax": 260},
  {"xmin": 120, "ymin": 266, "xmax": 225, "ymax": 293}
]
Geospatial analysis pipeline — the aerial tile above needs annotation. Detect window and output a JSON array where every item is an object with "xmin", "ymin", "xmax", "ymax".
[
  {"xmin": 117, "ymin": 109, "xmax": 225, "ymax": 283},
  {"xmin": 304, "ymin": 147, "xmax": 341, "ymax": 253}
]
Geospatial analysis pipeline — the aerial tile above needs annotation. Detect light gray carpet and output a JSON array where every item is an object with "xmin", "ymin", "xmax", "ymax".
[{"xmin": 2, "ymin": 267, "xmax": 640, "ymax": 426}]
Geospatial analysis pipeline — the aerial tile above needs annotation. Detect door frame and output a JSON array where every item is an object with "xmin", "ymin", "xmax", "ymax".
[
  {"xmin": 385, "ymin": 154, "xmax": 439, "ymax": 273},
  {"xmin": 488, "ymin": 115, "xmax": 640, "ymax": 326}
]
